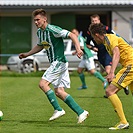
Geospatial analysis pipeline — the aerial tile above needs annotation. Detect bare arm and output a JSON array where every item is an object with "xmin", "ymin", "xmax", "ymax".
[
  {"xmin": 106, "ymin": 46, "xmax": 120, "ymax": 82},
  {"xmin": 86, "ymin": 44, "xmax": 98, "ymax": 52},
  {"xmin": 19, "ymin": 45, "xmax": 43, "ymax": 59},
  {"xmin": 72, "ymin": 46, "xmax": 84, "ymax": 56},
  {"xmin": 68, "ymin": 32, "xmax": 83, "ymax": 58}
]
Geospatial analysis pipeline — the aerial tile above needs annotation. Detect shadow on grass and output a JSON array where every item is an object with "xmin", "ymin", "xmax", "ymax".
[
  {"xmin": 3, "ymin": 119, "xmax": 107, "ymax": 128},
  {"xmin": 76, "ymin": 96, "xmax": 107, "ymax": 99}
]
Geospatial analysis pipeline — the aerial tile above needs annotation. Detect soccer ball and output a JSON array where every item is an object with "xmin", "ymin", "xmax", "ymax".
[{"xmin": 0, "ymin": 111, "xmax": 3, "ymax": 121}]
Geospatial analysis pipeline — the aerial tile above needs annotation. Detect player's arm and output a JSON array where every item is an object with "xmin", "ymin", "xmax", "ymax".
[
  {"xmin": 72, "ymin": 44, "xmax": 84, "ymax": 55},
  {"xmin": 86, "ymin": 44, "xmax": 98, "ymax": 52},
  {"xmin": 19, "ymin": 45, "xmax": 43, "ymax": 59},
  {"xmin": 106, "ymin": 46, "xmax": 120, "ymax": 82},
  {"xmin": 86, "ymin": 32, "xmax": 98, "ymax": 52},
  {"xmin": 68, "ymin": 32, "xmax": 83, "ymax": 58}
]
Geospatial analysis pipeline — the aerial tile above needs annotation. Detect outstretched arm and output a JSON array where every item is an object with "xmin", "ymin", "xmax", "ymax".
[
  {"xmin": 86, "ymin": 44, "xmax": 98, "ymax": 52},
  {"xmin": 68, "ymin": 32, "xmax": 83, "ymax": 58},
  {"xmin": 19, "ymin": 45, "xmax": 43, "ymax": 59}
]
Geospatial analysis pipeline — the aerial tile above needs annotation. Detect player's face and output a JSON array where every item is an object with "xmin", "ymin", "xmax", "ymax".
[
  {"xmin": 91, "ymin": 34, "xmax": 103, "ymax": 44},
  {"xmin": 34, "ymin": 14, "xmax": 47, "ymax": 29},
  {"xmin": 91, "ymin": 17, "xmax": 100, "ymax": 24}
]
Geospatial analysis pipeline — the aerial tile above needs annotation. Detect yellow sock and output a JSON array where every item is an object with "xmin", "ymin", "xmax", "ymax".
[{"xmin": 108, "ymin": 94, "xmax": 127, "ymax": 124}]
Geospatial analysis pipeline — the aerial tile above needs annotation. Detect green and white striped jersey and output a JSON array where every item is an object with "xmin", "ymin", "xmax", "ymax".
[{"xmin": 37, "ymin": 24, "xmax": 70, "ymax": 63}]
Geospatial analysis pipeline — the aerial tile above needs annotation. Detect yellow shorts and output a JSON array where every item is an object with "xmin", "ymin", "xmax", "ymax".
[{"xmin": 111, "ymin": 64, "xmax": 133, "ymax": 92}]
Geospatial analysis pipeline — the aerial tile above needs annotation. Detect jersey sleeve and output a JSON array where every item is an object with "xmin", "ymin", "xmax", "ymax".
[
  {"xmin": 58, "ymin": 29, "xmax": 70, "ymax": 38},
  {"xmin": 110, "ymin": 36, "xmax": 119, "ymax": 51},
  {"xmin": 49, "ymin": 24, "xmax": 70, "ymax": 38}
]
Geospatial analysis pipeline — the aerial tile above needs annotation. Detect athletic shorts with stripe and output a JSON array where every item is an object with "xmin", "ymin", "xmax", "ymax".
[
  {"xmin": 78, "ymin": 57, "xmax": 95, "ymax": 70},
  {"xmin": 42, "ymin": 61, "xmax": 70, "ymax": 89},
  {"xmin": 111, "ymin": 64, "xmax": 133, "ymax": 93}
]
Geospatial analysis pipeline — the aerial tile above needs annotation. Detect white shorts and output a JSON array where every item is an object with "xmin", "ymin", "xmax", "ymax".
[
  {"xmin": 42, "ymin": 61, "xmax": 70, "ymax": 89},
  {"xmin": 78, "ymin": 57, "xmax": 95, "ymax": 71}
]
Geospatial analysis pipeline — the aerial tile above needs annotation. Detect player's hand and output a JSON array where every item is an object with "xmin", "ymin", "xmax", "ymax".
[
  {"xmin": 106, "ymin": 72, "xmax": 115, "ymax": 83},
  {"xmin": 76, "ymin": 49, "xmax": 83, "ymax": 58},
  {"xmin": 72, "ymin": 51, "xmax": 76, "ymax": 55},
  {"xmin": 19, "ymin": 53, "xmax": 28, "ymax": 59}
]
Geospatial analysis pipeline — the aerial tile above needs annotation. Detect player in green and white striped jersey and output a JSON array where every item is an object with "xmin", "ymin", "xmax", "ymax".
[{"xmin": 19, "ymin": 9, "xmax": 89, "ymax": 123}]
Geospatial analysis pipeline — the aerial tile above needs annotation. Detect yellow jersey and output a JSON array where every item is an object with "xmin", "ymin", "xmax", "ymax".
[{"xmin": 104, "ymin": 34, "xmax": 133, "ymax": 67}]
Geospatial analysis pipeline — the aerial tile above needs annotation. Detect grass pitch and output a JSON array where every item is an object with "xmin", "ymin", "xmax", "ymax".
[{"xmin": 0, "ymin": 71, "xmax": 133, "ymax": 133}]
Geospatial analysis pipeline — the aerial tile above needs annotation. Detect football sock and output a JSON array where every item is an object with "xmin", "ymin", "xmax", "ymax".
[
  {"xmin": 93, "ymin": 71, "xmax": 105, "ymax": 82},
  {"xmin": 64, "ymin": 94, "xmax": 84, "ymax": 116},
  {"xmin": 108, "ymin": 94, "xmax": 128, "ymax": 124},
  {"xmin": 79, "ymin": 73, "xmax": 86, "ymax": 86},
  {"xmin": 45, "ymin": 89, "xmax": 62, "ymax": 111}
]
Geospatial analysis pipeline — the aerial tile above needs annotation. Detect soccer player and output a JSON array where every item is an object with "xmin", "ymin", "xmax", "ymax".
[
  {"xmin": 86, "ymin": 14, "xmax": 129, "ymax": 96},
  {"xmin": 89, "ymin": 23, "xmax": 133, "ymax": 130},
  {"xmin": 71, "ymin": 28, "xmax": 108, "ymax": 91},
  {"xmin": 19, "ymin": 9, "xmax": 89, "ymax": 123},
  {"xmin": 86, "ymin": 14, "xmax": 114, "ymax": 74}
]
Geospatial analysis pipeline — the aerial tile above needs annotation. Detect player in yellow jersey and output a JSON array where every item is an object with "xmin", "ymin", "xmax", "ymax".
[{"xmin": 89, "ymin": 23, "xmax": 133, "ymax": 130}]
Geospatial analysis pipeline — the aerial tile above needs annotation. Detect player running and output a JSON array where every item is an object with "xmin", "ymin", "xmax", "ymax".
[
  {"xmin": 89, "ymin": 23, "xmax": 133, "ymax": 130},
  {"xmin": 19, "ymin": 9, "xmax": 89, "ymax": 123}
]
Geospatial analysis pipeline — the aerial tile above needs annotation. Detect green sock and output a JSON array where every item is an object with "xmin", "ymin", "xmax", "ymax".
[
  {"xmin": 45, "ymin": 89, "xmax": 62, "ymax": 111},
  {"xmin": 79, "ymin": 73, "xmax": 86, "ymax": 86},
  {"xmin": 64, "ymin": 94, "xmax": 84, "ymax": 116},
  {"xmin": 94, "ymin": 71, "xmax": 105, "ymax": 82}
]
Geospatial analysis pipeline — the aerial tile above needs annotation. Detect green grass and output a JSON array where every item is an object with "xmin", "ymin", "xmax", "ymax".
[{"xmin": 0, "ymin": 71, "xmax": 133, "ymax": 133}]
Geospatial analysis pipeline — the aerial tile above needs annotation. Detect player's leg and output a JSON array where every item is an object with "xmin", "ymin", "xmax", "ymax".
[
  {"xmin": 54, "ymin": 65, "xmax": 89, "ymax": 123},
  {"xmin": 106, "ymin": 66, "xmax": 132, "ymax": 130},
  {"xmin": 55, "ymin": 87, "xmax": 89, "ymax": 123},
  {"xmin": 128, "ymin": 82, "xmax": 133, "ymax": 115},
  {"xmin": 39, "ymin": 79, "xmax": 64, "ymax": 121},
  {"xmin": 39, "ymin": 79, "xmax": 63, "ymax": 111},
  {"xmin": 77, "ymin": 60, "xmax": 87, "ymax": 90},
  {"xmin": 104, "ymin": 53, "xmax": 129, "ymax": 95},
  {"xmin": 87, "ymin": 57, "xmax": 108, "ymax": 89},
  {"xmin": 106, "ymin": 84, "xmax": 129, "ymax": 130},
  {"xmin": 40, "ymin": 61, "xmax": 65, "ymax": 121}
]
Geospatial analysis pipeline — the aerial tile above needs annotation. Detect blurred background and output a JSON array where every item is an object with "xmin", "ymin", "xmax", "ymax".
[{"xmin": 0, "ymin": 0, "xmax": 133, "ymax": 72}]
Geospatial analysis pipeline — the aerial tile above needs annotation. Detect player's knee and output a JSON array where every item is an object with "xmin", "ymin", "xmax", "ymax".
[
  {"xmin": 90, "ymin": 69, "xmax": 95, "ymax": 74},
  {"xmin": 55, "ymin": 88, "xmax": 64, "ymax": 98},
  {"xmin": 55, "ymin": 91, "xmax": 62, "ymax": 98},
  {"xmin": 38, "ymin": 80, "xmax": 41, "ymax": 87},
  {"xmin": 39, "ymin": 80, "xmax": 48, "ymax": 90},
  {"xmin": 105, "ymin": 89, "xmax": 109, "ymax": 96},
  {"xmin": 77, "ymin": 70, "xmax": 81, "ymax": 74},
  {"xmin": 105, "ymin": 87, "xmax": 113, "ymax": 97},
  {"xmin": 105, "ymin": 86, "xmax": 116, "ymax": 97}
]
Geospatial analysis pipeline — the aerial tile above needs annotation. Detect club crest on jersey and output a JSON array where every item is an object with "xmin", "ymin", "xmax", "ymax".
[{"xmin": 41, "ymin": 41, "xmax": 51, "ymax": 50}]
